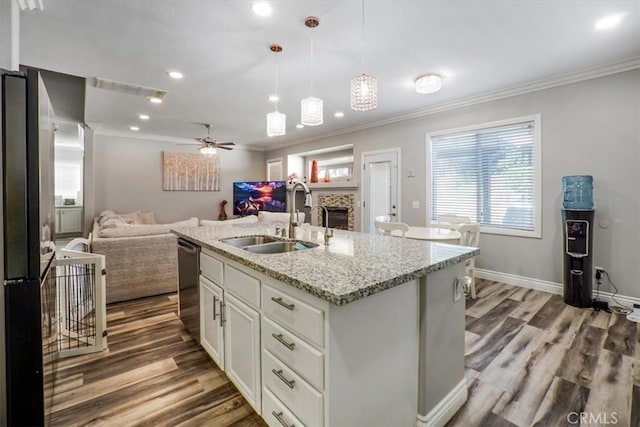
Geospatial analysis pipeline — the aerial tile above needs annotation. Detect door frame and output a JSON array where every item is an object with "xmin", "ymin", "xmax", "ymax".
[{"xmin": 360, "ymin": 147, "xmax": 401, "ymax": 233}]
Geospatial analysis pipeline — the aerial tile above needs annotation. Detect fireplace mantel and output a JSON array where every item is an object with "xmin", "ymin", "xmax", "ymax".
[{"xmin": 288, "ymin": 181, "xmax": 359, "ymax": 191}]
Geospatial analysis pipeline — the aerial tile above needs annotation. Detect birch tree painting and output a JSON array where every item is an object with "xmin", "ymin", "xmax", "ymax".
[{"xmin": 163, "ymin": 151, "xmax": 220, "ymax": 191}]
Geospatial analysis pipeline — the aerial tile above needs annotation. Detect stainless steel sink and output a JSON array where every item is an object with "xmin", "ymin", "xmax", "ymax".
[
  {"xmin": 220, "ymin": 235, "xmax": 282, "ymax": 247},
  {"xmin": 243, "ymin": 241, "xmax": 319, "ymax": 254}
]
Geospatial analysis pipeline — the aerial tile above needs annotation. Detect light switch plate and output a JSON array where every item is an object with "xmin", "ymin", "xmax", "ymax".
[{"xmin": 412, "ymin": 201, "xmax": 420, "ymax": 209}]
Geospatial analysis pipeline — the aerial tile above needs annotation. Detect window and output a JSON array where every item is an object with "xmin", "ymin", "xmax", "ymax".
[
  {"xmin": 315, "ymin": 156, "xmax": 354, "ymax": 181},
  {"xmin": 427, "ymin": 115, "xmax": 541, "ymax": 238}
]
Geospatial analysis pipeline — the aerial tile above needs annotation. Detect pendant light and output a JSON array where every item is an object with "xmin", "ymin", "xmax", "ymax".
[
  {"xmin": 350, "ymin": 0, "xmax": 377, "ymax": 112},
  {"xmin": 300, "ymin": 16, "xmax": 323, "ymax": 126},
  {"xmin": 266, "ymin": 44, "xmax": 286, "ymax": 137}
]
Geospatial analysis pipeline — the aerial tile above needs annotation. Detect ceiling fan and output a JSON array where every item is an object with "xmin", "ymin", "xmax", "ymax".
[{"xmin": 181, "ymin": 123, "xmax": 235, "ymax": 155}]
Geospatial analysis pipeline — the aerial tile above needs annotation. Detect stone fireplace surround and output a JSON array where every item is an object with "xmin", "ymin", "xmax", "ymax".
[{"xmin": 316, "ymin": 193, "xmax": 355, "ymax": 231}]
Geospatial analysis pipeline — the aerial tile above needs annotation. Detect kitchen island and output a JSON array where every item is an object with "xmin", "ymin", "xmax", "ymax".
[{"xmin": 173, "ymin": 224, "xmax": 478, "ymax": 427}]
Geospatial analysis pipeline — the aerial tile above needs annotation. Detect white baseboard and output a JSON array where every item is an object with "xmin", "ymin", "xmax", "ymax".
[
  {"xmin": 416, "ymin": 379, "xmax": 467, "ymax": 427},
  {"xmin": 475, "ymin": 268, "xmax": 640, "ymax": 308}
]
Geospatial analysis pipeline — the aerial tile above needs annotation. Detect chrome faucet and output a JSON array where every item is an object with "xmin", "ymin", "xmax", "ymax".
[
  {"xmin": 309, "ymin": 204, "xmax": 334, "ymax": 245},
  {"xmin": 289, "ymin": 181, "xmax": 313, "ymax": 238}
]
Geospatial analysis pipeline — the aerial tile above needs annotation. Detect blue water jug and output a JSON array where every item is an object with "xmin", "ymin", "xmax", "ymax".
[{"xmin": 562, "ymin": 175, "xmax": 593, "ymax": 209}]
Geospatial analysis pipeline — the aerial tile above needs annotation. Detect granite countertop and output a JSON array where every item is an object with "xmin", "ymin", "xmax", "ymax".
[{"xmin": 172, "ymin": 224, "xmax": 479, "ymax": 306}]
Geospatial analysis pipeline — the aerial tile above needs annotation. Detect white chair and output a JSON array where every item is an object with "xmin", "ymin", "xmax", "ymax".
[
  {"xmin": 375, "ymin": 220, "xmax": 409, "ymax": 238},
  {"xmin": 435, "ymin": 215, "xmax": 471, "ymax": 230},
  {"xmin": 458, "ymin": 223, "xmax": 480, "ymax": 299}
]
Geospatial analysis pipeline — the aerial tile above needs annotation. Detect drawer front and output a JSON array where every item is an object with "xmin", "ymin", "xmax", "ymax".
[
  {"xmin": 262, "ymin": 317, "xmax": 324, "ymax": 391},
  {"xmin": 262, "ymin": 387, "xmax": 305, "ymax": 427},
  {"xmin": 200, "ymin": 252, "xmax": 223, "ymax": 285},
  {"xmin": 225, "ymin": 264, "xmax": 261, "ymax": 309},
  {"xmin": 262, "ymin": 285, "xmax": 324, "ymax": 348},
  {"xmin": 263, "ymin": 350, "xmax": 323, "ymax": 427}
]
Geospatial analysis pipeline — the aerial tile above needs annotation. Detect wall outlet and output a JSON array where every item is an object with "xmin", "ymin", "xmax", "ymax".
[
  {"xmin": 356, "ymin": 200, "xmax": 361, "ymax": 208},
  {"xmin": 412, "ymin": 201, "xmax": 420, "ymax": 209}
]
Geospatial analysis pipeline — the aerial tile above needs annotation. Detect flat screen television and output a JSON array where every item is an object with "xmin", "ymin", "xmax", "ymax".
[{"xmin": 233, "ymin": 181, "xmax": 287, "ymax": 216}]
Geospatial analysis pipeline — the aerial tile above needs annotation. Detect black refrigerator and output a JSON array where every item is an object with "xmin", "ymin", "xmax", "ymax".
[{"xmin": 1, "ymin": 68, "xmax": 56, "ymax": 426}]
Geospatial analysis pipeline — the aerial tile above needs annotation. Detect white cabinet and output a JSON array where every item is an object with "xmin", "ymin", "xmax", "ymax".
[
  {"xmin": 56, "ymin": 207, "xmax": 82, "ymax": 234},
  {"xmin": 199, "ymin": 276, "xmax": 224, "ymax": 370},
  {"xmin": 224, "ymin": 292, "xmax": 261, "ymax": 412},
  {"xmin": 198, "ymin": 248, "xmax": 424, "ymax": 426}
]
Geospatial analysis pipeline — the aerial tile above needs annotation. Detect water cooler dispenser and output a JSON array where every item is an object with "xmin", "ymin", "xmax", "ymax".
[{"xmin": 562, "ymin": 175, "xmax": 594, "ymax": 308}]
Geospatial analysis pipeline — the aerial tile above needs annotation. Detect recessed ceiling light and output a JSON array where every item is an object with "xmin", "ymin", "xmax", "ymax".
[
  {"xmin": 268, "ymin": 94, "xmax": 279, "ymax": 102},
  {"xmin": 296, "ymin": 124, "xmax": 304, "ymax": 129},
  {"xmin": 334, "ymin": 111, "xmax": 345, "ymax": 118},
  {"xmin": 138, "ymin": 114, "xmax": 150, "ymax": 120},
  {"xmin": 415, "ymin": 74, "xmax": 442, "ymax": 94},
  {"xmin": 167, "ymin": 70, "xmax": 183, "ymax": 79},
  {"xmin": 130, "ymin": 126, "xmax": 139, "ymax": 131},
  {"xmin": 595, "ymin": 12, "xmax": 628, "ymax": 30},
  {"xmin": 252, "ymin": 2, "xmax": 272, "ymax": 17},
  {"xmin": 149, "ymin": 96, "xmax": 163, "ymax": 104}
]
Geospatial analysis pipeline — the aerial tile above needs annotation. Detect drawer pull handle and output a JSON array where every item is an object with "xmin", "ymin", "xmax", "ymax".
[
  {"xmin": 271, "ymin": 296, "xmax": 295, "ymax": 311},
  {"xmin": 272, "ymin": 411, "xmax": 294, "ymax": 427},
  {"xmin": 212, "ymin": 296, "xmax": 219, "ymax": 320},
  {"xmin": 272, "ymin": 369, "xmax": 295, "ymax": 389},
  {"xmin": 272, "ymin": 333, "xmax": 296, "ymax": 350}
]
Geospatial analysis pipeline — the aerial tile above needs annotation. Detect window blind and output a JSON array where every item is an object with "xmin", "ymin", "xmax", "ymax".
[{"xmin": 429, "ymin": 120, "xmax": 536, "ymax": 232}]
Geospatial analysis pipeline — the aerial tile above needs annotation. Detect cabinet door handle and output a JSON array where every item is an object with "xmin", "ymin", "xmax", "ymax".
[
  {"xmin": 272, "ymin": 369, "xmax": 295, "ymax": 389},
  {"xmin": 272, "ymin": 333, "xmax": 295, "ymax": 350},
  {"xmin": 271, "ymin": 297, "xmax": 295, "ymax": 311},
  {"xmin": 220, "ymin": 302, "xmax": 226, "ymax": 325},
  {"xmin": 272, "ymin": 411, "xmax": 294, "ymax": 427},
  {"xmin": 212, "ymin": 296, "xmax": 218, "ymax": 320}
]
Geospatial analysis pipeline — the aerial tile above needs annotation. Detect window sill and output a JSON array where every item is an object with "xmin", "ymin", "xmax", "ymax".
[{"xmin": 288, "ymin": 181, "xmax": 359, "ymax": 190}]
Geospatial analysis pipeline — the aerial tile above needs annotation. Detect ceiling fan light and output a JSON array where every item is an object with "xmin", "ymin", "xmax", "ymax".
[
  {"xmin": 266, "ymin": 111, "xmax": 286, "ymax": 137},
  {"xmin": 350, "ymin": 74, "xmax": 378, "ymax": 112},
  {"xmin": 199, "ymin": 146, "xmax": 217, "ymax": 156},
  {"xmin": 300, "ymin": 96, "xmax": 323, "ymax": 126},
  {"xmin": 415, "ymin": 74, "xmax": 442, "ymax": 94}
]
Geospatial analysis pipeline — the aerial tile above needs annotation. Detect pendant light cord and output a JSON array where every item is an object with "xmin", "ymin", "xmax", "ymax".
[
  {"xmin": 274, "ymin": 55, "xmax": 279, "ymax": 111},
  {"xmin": 309, "ymin": 35, "xmax": 314, "ymax": 95},
  {"xmin": 361, "ymin": 0, "xmax": 365, "ymax": 72}
]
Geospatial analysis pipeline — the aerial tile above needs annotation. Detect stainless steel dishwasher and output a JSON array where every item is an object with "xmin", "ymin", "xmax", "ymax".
[{"xmin": 177, "ymin": 238, "xmax": 200, "ymax": 342}]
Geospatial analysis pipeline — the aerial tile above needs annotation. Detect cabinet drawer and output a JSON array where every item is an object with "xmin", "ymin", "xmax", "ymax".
[
  {"xmin": 263, "ymin": 317, "xmax": 324, "ymax": 391},
  {"xmin": 262, "ymin": 388, "xmax": 305, "ymax": 427},
  {"xmin": 263, "ymin": 350, "xmax": 323, "ymax": 427},
  {"xmin": 200, "ymin": 252, "xmax": 223, "ymax": 285},
  {"xmin": 263, "ymin": 285, "xmax": 324, "ymax": 348},
  {"xmin": 225, "ymin": 264, "xmax": 261, "ymax": 309}
]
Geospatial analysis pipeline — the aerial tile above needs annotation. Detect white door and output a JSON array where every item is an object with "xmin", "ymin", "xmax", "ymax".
[
  {"xmin": 362, "ymin": 150, "xmax": 400, "ymax": 233},
  {"xmin": 224, "ymin": 292, "xmax": 261, "ymax": 413},
  {"xmin": 199, "ymin": 277, "xmax": 224, "ymax": 370}
]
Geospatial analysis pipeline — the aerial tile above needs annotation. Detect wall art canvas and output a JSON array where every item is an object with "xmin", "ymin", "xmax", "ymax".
[{"xmin": 163, "ymin": 151, "xmax": 220, "ymax": 191}]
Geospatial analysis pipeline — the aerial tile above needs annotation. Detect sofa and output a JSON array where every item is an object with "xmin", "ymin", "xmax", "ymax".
[{"xmin": 90, "ymin": 210, "xmax": 197, "ymax": 304}]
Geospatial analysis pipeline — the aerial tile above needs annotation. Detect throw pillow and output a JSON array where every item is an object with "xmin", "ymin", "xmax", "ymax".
[
  {"xmin": 120, "ymin": 210, "xmax": 143, "ymax": 225},
  {"xmin": 139, "ymin": 211, "xmax": 156, "ymax": 225}
]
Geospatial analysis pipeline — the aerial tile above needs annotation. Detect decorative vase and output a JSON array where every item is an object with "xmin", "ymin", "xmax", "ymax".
[
  {"xmin": 218, "ymin": 200, "xmax": 228, "ymax": 220},
  {"xmin": 310, "ymin": 160, "xmax": 319, "ymax": 183},
  {"xmin": 323, "ymin": 169, "xmax": 331, "ymax": 183}
]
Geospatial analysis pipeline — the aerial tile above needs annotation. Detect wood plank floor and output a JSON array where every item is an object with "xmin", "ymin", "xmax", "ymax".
[
  {"xmin": 47, "ymin": 281, "xmax": 639, "ymax": 426},
  {"xmin": 46, "ymin": 294, "xmax": 266, "ymax": 426},
  {"xmin": 449, "ymin": 279, "xmax": 639, "ymax": 427}
]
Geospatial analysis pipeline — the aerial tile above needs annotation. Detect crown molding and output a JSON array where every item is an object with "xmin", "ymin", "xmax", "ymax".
[
  {"xmin": 93, "ymin": 128, "xmax": 263, "ymax": 151},
  {"xmin": 264, "ymin": 57, "xmax": 640, "ymax": 152}
]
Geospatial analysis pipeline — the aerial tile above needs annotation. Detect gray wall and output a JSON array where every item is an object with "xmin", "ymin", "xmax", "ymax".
[
  {"xmin": 266, "ymin": 69, "xmax": 640, "ymax": 298},
  {"xmin": 93, "ymin": 134, "xmax": 266, "ymax": 223}
]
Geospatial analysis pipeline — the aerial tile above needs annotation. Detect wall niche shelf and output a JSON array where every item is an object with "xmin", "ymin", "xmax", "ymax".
[{"xmin": 287, "ymin": 181, "xmax": 359, "ymax": 191}]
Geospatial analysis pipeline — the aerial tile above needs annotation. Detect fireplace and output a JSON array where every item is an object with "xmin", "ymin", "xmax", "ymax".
[
  {"xmin": 322, "ymin": 207, "xmax": 349, "ymax": 230},
  {"xmin": 316, "ymin": 193, "xmax": 355, "ymax": 231}
]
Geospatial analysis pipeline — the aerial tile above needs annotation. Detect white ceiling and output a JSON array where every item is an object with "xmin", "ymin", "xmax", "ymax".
[{"xmin": 19, "ymin": 1, "xmax": 640, "ymax": 149}]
